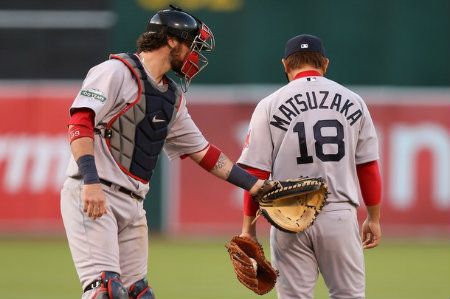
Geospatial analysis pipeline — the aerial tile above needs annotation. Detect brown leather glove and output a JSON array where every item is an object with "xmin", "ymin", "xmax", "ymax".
[{"xmin": 225, "ymin": 236, "xmax": 278, "ymax": 295}]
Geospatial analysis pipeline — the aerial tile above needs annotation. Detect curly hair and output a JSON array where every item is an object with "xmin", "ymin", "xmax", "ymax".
[{"xmin": 136, "ymin": 31, "xmax": 168, "ymax": 53}]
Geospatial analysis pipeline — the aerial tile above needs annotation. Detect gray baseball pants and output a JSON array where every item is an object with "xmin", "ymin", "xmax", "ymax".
[
  {"xmin": 60, "ymin": 177, "xmax": 148, "ymax": 298},
  {"xmin": 270, "ymin": 202, "xmax": 365, "ymax": 299}
]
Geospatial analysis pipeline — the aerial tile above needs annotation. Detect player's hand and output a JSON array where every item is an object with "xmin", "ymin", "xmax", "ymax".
[
  {"xmin": 82, "ymin": 183, "xmax": 107, "ymax": 220},
  {"xmin": 361, "ymin": 218, "xmax": 381, "ymax": 249}
]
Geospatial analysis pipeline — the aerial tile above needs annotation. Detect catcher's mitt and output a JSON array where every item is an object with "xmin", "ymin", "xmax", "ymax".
[
  {"xmin": 254, "ymin": 177, "xmax": 328, "ymax": 234},
  {"xmin": 225, "ymin": 236, "xmax": 278, "ymax": 295}
]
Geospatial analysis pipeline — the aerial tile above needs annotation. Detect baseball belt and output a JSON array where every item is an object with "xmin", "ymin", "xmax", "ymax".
[
  {"xmin": 71, "ymin": 176, "xmax": 143, "ymax": 200},
  {"xmin": 99, "ymin": 178, "xmax": 144, "ymax": 200}
]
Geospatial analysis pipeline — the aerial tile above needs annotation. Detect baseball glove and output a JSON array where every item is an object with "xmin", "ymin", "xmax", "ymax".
[
  {"xmin": 225, "ymin": 235, "xmax": 278, "ymax": 295},
  {"xmin": 253, "ymin": 177, "xmax": 328, "ymax": 233}
]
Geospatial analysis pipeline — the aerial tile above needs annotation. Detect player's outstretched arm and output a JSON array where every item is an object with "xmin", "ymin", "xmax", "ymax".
[{"xmin": 189, "ymin": 145, "xmax": 265, "ymax": 195}]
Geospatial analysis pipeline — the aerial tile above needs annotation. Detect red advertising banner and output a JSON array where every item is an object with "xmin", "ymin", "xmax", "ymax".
[
  {"xmin": 0, "ymin": 84, "xmax": 449, "ymax": 236},
  {"xmin": 0, "ymin": 86, "xmax": 75, "ymax": 232}
]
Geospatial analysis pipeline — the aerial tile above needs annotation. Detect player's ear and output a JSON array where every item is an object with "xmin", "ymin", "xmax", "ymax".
[
  {"xmin": 323, "ymin": 58, "xmax": 330, "ymax": 75},
  {"xmin": 281, "ymin": 58, "xmax": 289, "ymax": 73},
  {"xmin": 282, "ymin": 59, "xmax": 291, "ymax": 82},
  {"xmin": 166, "ymin": 36, "xmax": 177, "ymax": 49}
]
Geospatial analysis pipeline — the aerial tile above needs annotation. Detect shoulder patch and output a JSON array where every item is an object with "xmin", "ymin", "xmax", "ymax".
[{"xmin": 80, "ymin": 88, "xmax": 107, "ymax": 102}]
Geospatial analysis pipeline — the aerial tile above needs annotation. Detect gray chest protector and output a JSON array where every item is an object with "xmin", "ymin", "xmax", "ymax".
[{"xmin": 104, "ymin": 53, "xmax": 181, "ymax": 183}]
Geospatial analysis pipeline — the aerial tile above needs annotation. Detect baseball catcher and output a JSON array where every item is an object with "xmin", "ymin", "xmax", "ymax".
[{"xmin": 226, "ymin": 178, "xmax": 328, "ymax": 294}]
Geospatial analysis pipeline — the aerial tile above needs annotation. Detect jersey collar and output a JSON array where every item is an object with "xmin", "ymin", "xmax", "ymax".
[{"xmin": 293, "ymin": 70, "xmax": 322, "ymax": 80}]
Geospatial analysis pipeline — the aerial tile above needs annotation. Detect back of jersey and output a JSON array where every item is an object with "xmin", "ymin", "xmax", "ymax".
[{"xmin": 238, "ymin": 74, "xmax": 379, "ymax": 205}]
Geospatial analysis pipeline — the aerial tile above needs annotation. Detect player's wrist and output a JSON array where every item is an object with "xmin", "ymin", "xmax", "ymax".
[
  {"xmin": 366, "ymin": 204, "xmax": 381, "ymax": 222},
  {"xmin": 226, "ymin": 164, "xmax": 259, "ymax": 191},
  {"xmin": 77, "ymin": 154, "xmax": 100, "ymax": 184},
  {"xmin": 248, "ymin": 179, "xmax": 265, "ymax": 196}
]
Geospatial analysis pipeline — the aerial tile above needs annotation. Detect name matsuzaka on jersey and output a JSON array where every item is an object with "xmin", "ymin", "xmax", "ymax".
[{"xmin": 270, "ymin": 91, "xmax": 363, "ymax": 131}]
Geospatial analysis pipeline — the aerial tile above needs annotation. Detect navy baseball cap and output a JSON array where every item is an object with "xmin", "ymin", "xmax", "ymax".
[{"xmin": 284, "ymin": 34, "xmax": 326, "ymax": 59}]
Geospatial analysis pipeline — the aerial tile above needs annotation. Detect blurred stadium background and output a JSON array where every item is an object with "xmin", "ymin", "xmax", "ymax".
[{"xmin": 0, "ymin": 0, "xmax": 449, "ymax": 298}]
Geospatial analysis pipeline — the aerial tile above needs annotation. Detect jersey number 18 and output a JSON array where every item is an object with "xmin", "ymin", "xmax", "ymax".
[{"xmin": 294, "ymin": 119, "xmax": 345, "ymax": 164}]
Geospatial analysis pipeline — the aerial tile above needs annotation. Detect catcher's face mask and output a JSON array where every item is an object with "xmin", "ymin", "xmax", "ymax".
[{"xmin": 178, "ymin": 23, "xmax": 215, "ymax": 92}]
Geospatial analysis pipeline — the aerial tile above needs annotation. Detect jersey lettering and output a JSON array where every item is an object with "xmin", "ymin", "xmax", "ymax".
[
  {"xmin": 318, "ymin": 91, "xmax": 329, "ymax": 109},
  {"xmin": 293, "ymin": 122, "xmax": 314, "ymax": 164},
  {"xmin": 269, "ymin": 91, "xmax": 362, "ymax": 131},
  {"xmin": 295, "ymin": 119, "xmax": 345, "ymax": 164}
]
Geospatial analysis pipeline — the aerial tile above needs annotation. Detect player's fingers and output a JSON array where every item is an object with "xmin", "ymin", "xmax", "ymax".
[
  {"xmin": 94, "ymin": 200, "xmax": 105, "ymax": 219},
  {"xmin": 83, "ymin": 198, "xmax": 90, "ymax": 213},
  {"xmin": 86, "ymin": 202, "xmax": 95, "ymax": 218},
  {"xmin": 97, "ymin": 198, "xmax": 107, "ymax": 217},
  {"xmin": 100, "ymin": 203, "xmax": 108, "ymax": 216},
  {"xmin": 83, "ymin": 198, "xmax": 92, "ymax": 214},
  {"xmin": 91, "ymin": 205, "xmax": 99, "ymax": 220},
  {"xmin": 363, "ymin": 236, "xmax": 379, "ymax": 249},
  {"xmin": 362, "ymin": 231, "xmax": 371, "ymax": 243},
  {"xmin": 362, "ymin": 232, "xmax": 372, "ymax": 246}
]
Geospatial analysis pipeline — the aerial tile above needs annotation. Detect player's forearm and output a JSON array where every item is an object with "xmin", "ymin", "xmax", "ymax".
[
  {"xmin": 366, "ymin": 203, "xmax": 381, "ymax": 222},
  {"xmin": 209, "ymin": 152, "xmax": 234, "ymax": 179},
  {"xmin": 190, "ymin": 145, "xmax": 265, "ymax": 193},
  {"xmin": 69, "ymin": 132, "xmax": 99, "ymax": 184},
  {"xmin": 204, "ymin": 152, "xmax": 265, "ymax": 194},
  {"xmin": 70, "ymin": 134, "xmax": 94, "ymax": 160},
  {"xmin": 242, "ymin": 215, "xmax": 257, "ymax": 237},
  {"xmin": 189, "ymin": 146, "xmax": 232, "ymax": 179}
]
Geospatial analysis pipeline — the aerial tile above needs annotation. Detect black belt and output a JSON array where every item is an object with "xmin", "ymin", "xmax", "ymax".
[{"xmin": 99, "ymin": 178, "xmax": 144, "ymax": 200}]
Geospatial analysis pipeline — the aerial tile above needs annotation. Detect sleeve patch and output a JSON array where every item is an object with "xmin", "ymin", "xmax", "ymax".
[{"xmin": 80, "ymin": 88, "xmax": 107, "ymax": 102}]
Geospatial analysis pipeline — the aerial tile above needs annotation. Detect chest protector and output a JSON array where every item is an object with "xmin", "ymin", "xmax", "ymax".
[{"xmin": 104, "ymin": 53, "xmax": 181, "ymax": 183}]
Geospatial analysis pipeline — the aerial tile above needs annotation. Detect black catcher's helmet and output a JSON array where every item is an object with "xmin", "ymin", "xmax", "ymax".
[{"xmin": 146, "ymin": 5, "xmax": 215, "ymax": 91}]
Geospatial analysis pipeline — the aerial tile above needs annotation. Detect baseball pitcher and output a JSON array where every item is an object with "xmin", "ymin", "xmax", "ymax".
[{"xmin": 237, "ymin": 34, "xmax": 382, "ymax": 299}]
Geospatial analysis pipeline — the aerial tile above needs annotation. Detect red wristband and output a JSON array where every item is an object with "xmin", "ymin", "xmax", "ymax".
[{"xmin": 199, "ymin": 144, "xmax": 222, "ymax": 171}]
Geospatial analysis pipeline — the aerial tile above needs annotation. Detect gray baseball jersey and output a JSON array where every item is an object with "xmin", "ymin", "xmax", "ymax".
[
  {"xmin": 238, "ymin": 73, "xmax": 379, "ymax": 299},
  {"xmin": 238, "ymin": 75, "xmax": 379, "ymax": 206},
  {"xmin": 65, "ymin": 58, "xmax": 208, "ymax": 198},
  {"xmin": 61, "ymin": 56, "xmax": 208, "ymax": 295}
]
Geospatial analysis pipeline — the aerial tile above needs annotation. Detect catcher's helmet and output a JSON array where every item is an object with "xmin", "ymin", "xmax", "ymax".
[{"xmin": 146, "ymin": 5, "xmax": 215, "ymax": 91}]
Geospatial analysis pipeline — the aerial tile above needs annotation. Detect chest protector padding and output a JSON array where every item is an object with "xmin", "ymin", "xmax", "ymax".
[{"xmin": 107, "ymin": 53, "xmax": 181, "ymax": 182}]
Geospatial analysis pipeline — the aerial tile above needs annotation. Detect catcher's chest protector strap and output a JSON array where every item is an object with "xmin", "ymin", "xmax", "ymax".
[{"xmin": 105, "ymin": 53, "xmax": 181, "ymax": 183}]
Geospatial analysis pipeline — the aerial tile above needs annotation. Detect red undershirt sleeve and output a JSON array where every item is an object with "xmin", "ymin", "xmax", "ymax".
[
  {"xmin": 67, "ymin": 108, "xmax": 95, "ymax": 143},
  {"xmin": 239, "ymin": 164, "xmax": 271, "ymax": 216},
  {"xmin": 356, "ymin": 160, "xmax": 382, "ymax": 206}
]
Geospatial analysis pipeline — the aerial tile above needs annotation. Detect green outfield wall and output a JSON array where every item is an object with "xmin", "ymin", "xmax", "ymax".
[{"xmin": 113, "ymin": 0, "xmax": 450, "ymax": 87}]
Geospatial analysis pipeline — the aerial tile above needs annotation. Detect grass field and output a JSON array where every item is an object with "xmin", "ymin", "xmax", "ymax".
[{"xmin": 0, "ymin": 237, "xmax": 449, "ymax": 299}]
